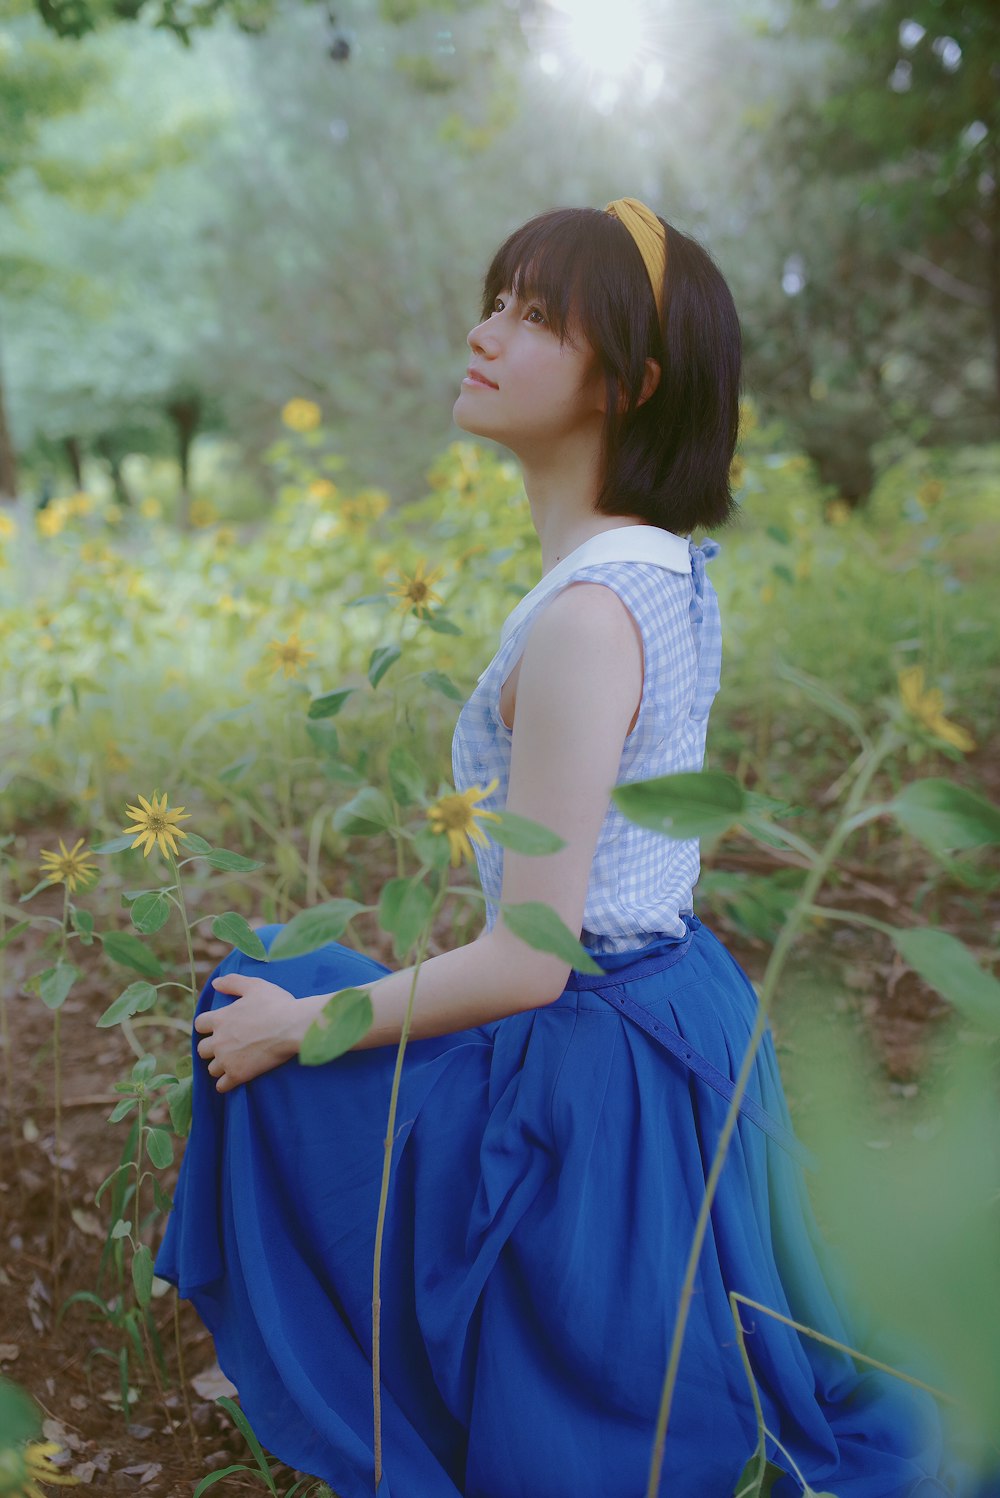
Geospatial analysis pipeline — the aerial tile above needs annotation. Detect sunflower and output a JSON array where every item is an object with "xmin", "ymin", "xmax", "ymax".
[
  {"xmin": 897, "ymin": 665, "xmax": 976, "ymax": 754},
  {"xmin": 281, "ymin": 399, "xmax": 322, "ymax": 433},
  {"xmin": 121, "ymin": 790, "xmax": 193, "ymax": 859},
  {"xmin": 387, "ymin": 559, "xmax": 446, "ymax": 617},
  {"xmin": 38, "ymin": 837, "xmax": 99, "ymax": 894},
  {"xmin": 426, "ymin": 780, "xmax": 502, "ymax": 867},
  {"xmin": 264, "ymin": 630, "xmax": 317, "ymax": 680},
  {"xmin": 0, "ymin": 1438, "xmax": 80, "ymax": 1494}
]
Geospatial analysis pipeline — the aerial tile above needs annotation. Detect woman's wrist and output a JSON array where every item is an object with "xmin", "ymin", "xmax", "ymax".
[{"xmin": 284, "ymin": 989, "xmax": 346, "ymax": 1055}]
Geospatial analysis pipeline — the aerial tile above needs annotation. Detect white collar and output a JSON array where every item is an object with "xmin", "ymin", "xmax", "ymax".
[{"xmin": 493, "ymin": 524, "xmax": 691, "ymax": 661}]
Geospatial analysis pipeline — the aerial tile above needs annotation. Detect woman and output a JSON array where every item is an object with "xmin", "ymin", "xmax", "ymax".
[{"xmin": 155, "ymin": 200, "xmax": 973, "ymax": 1496}]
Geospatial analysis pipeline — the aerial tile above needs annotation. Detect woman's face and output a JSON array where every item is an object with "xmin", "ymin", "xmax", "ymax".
[{"xmin": 452, "ymin": 285, "xmax": 606, "ymax": 455}]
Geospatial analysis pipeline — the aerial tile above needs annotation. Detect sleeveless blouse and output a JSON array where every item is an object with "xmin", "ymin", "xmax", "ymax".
[{"xmin": 450, "ymin": 524, "xmax": 722, "ymax": 954}]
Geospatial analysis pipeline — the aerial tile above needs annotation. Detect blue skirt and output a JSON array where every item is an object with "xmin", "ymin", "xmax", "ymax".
[{"xmin": 154, "ymin": 913, "xmax": 982, "ymax": 1498}]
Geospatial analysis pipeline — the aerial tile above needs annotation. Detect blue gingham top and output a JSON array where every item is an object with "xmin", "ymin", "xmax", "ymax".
[{"xmin": 451, "ymin": 524, "xmax": 722, "ymax": 954}]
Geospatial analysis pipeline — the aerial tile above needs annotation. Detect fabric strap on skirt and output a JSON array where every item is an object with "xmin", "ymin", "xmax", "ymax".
[{"xmin": 596, "ymin": 983, "xmax": 820, "ymax": 1175}]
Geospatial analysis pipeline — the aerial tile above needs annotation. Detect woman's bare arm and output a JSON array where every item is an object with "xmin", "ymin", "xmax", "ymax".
[{"xmin": 287, "ymin": 579, "xmax": 642, "ymax": 1056}]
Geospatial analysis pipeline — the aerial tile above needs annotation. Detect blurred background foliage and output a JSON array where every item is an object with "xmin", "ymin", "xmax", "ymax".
[{"xmin": 0, "ymin": 0, "xmax": 997, "ymax": 514}]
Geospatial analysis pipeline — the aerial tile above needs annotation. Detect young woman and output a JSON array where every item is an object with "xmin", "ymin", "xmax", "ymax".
[{"xmin": 156, "ymin": 200, "xmax": 975, "ymax": 1497}]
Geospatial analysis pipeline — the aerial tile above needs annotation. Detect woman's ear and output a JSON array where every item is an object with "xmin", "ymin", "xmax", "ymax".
[{"xmin": 637, "ymin": 358, "xmax": 661, "ymax": 408}]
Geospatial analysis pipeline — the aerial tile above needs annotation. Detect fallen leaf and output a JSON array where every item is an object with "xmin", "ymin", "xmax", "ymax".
[
  {"xmin": 0, "ymin": 1343, "xmax": 19, "ymax": 1363},
  {"xmin": 191, "ymin": 1362, "xmax": 238, "ymax": 1400},
  {"xmin": 70, "ymin": 1208, "xmax": 104, "ymax": 1238}
]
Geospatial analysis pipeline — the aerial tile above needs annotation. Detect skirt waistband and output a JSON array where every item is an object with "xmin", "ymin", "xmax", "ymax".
[{"xmin": 566, "ymin": 912, "xmax": 701, "ymax": 990}]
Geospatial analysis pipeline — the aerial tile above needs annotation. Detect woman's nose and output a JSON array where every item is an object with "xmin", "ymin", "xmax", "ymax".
[{"xmin": 467, "ymin": 319, "xmax": 498, "ymax": 355}]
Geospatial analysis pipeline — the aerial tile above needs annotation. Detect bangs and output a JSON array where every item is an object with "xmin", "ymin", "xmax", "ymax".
[{"xmin": 479, "ymin": 211, "xmax": 603, "ymax": 348}]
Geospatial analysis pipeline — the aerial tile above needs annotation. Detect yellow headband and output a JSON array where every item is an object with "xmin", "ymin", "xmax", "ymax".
[{"xmin": 604, "ymin": 196, "xmax": 667, "ymax": 322}]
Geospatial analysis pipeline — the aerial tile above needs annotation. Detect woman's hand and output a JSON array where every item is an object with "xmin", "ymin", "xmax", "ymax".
[{"xmin": 194, "ymin": 974, "xmax": 301, "ymax": 1094}]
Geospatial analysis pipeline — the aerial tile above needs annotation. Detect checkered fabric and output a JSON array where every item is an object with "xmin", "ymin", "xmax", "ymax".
[{"xmin": 451, "ymin": 526, "xmax": 722, "ymax": 954}]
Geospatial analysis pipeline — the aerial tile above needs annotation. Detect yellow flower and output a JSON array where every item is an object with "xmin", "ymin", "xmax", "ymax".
[
  {"xmin": 729, "ymin": 454, "xmax": 746, "ymax": 489},
  {"xmin": 38, "ymin": 836, "xmax": 99, "ymax": 894},
  {"xmin": 65, "ymin": 491, "xmax": 94, "ymax": 518},
  {"xmin": 917, "ymin": 479, "xmax": 943, "ymax": 509},
  {"xmin": 104, "ymin": 739, "xmax": 131, "ymax": 774},
  {"xmin": 0, "ymin": 510, "xmax": 17, "ymax": 539},
  {"xmin": 140, "ymin": 496, "xmax": 162, "ymax": 520},
  {"xmin": 105, "ymin": 503, "xmax": 123, "ymax": 525},
  {"xmin": 213, "ymin": 524, "xmax": 237, "ymax": 548},
  {"xmin": 737, "ymin": 399, "xmax": 757, "ymax": 441},
  {"xmin": 265, "ymin": 629, "xmax": 317, "ymax": 680},
  {"xmin": 897, "ymin": 665, "xmax": 976, "ymax": 754},
  {"xmin": 189, "ymin": 498, "xmax": 218, "ymax": 529},
  {"xmin": 426, "ymin": 779, "xmax": 502, "ymax": 867},
  {"xmin": 1, "ymin": 1438, "xmax": 81, "ymax": 1493},
  {"xmin": 307, "ymin": 479, "xmax": 337, "ymax": 503},
  {"xmin": 387, "ymin": 559, "xmax": 446, "ymax": 617},
  {"xmin": 281, "ymin": 398, "xmax": 322, "ymax": 433},
  {"xmin": 760, "ymin": 584, "xmax": 776, "ymax": 605},
  {"xmin": 36, "ymin": 506, "xmax": 66, "ymax": 538},
  {"xmin": 121, "ymin": 789, "xmax": 193, "ymax": 859},
  {"xmin": 826, "ymin": 499, "xmax": 851, "ymax": 526},
  {"xmin": 784, "ymin": 456, "xmax": 809, "ymax": 474}
]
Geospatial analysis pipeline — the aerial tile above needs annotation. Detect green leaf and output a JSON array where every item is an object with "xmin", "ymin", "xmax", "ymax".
[
  {"xmin": 368, "ymin": 644, "xmax": 401, "ymax": 689},
  {"xmin": 421, "ymin": 668, "xmax": 466, "ymax": 701},
  {"xmin": 732, "ymin": 1437, "xmax": 768, "ymax": 1497},
  {"xmin": 422, "ymin": 613, "xmax": 462, "ymax": 635},
  {"xmin": 305, "ymin": 721, "xmax": 340, "ymax": 760},
  {"xmin": 218, "ymin": 754, "xmax": 256, "ymax": 785},
  {"xmin": 177, "ymin": 832, "xmax": 213, "ymax": 856},
  {"xmin": 99, "ymin": 930, "xmax": 165, "ymax": 978},
  {"xmin": 0, "ymin": 1375, "xmax": 43, "ymax": 1446},
  {"xmin": 91, "ymin": 834, "xmax": 138, "ymax": 854},
  {"xmin": 38, "ymin": 960, "xmax": 80, "ymax": 1010},
  {"xmin": 500, "ymin": 901, "xmax": 606, "ymax": 976},
  {"xmin": 412, "ymin": 823, "xmax": 454, "ymax": 871},
  {"xmin": 775, "ymin": 661, "xmax": 868, "ymax": 746},
  {"xmin": 111, "ymin": 1218, "xmax": 132, "ymax": 1240},
  {"xmin": 107, "ymin": 1098, "xmax": 138, "ymax": 1123},
  {"xmin": 307, "ymin": 687, "xmax": 354, "ymax": 720},
  {"xmin": 215, "ymin": 1394, "xmax": 278, "ymax": 1485},
  {"xmin": 211, "ymin": 913, "xmax": 268, "ymax": 961},
  {"xmin": 388, "ymin": 745, "xmax": 426, "ymax": 807},
  {"xmin": 132, "ymin": 1053, "xmax": 157, "ymax": 1082},
  {"xmin": 267, "ymin": 900, "xmax": 367, "ymax": 961},
  {"xmin": 378, "ymin": 876, "xmax": 434, "ymax": 959},
  {"xmin": 891, "ymin": 927, "xmax": 1000, "ymax": 1034},
  {"xmin": 130, "ymin": 891, "xmax": 172, "ymax": 934},
  {"xmin": 131, "ymin": 1244, "xmax": 153, "ymax": 1308},
  {"xmin": 166, "ymin": 1076, "xmax": 193, "ymax": 1137},
  {"xmin": 612, "ymin": 770, "xmax": 746, "ymax": 842},
  {"xmin": 145, "ymin": 1128, "xmax": 173, "ymax": 1168},
  {"xmin": 765, "ymin": 523, "xmax": 790, "ymax": 545},
  {"xmin": 0, "ymin": 918, "xmax": 30, "ymax": 950},
  {"xmin": 332, "ymin": 786, "xmax": 395, "ymax": 836},
  {"xmin": 300, "ymin": 987, "xmax": 374, "ymax": 1066},
  {"xmin": 70, "ymin": 908, "xmax": 95, "ymax": 940},
  {"xmin": 486, "ymin": 810, "xmax": 566, "ymax": 856},
  {"xmin": 193, "ymin": 1467, "xmax": 255, "ymax": 1496},
  {"xmin": 97, "ymin": 981, "xmax": 159, "ymax": 1029},
  {"xmin": 204, "ymin": 849, "xmax": 265, "ymax": 872},
  {"xmin": 890, "ymin": 779, "xmax": 1000, "ymax": 855}
]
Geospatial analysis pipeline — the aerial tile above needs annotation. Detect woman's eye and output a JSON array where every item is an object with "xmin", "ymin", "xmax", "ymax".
[{"xmin": 490, "ymin": 297, "xmax": 545, "ymax": 324}]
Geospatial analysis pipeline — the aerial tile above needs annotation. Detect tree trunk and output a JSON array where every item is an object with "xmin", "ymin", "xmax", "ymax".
[
  {"xmin": 64, "ymin": 436, "xmax": 84, "ymax": 488},
  {"xmin": 168, "ymin": 395, "xmax": 200, "ymax": 529}
]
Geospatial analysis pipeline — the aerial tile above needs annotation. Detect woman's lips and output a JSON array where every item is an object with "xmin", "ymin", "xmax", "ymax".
[{"xmin": 463, "ymin": 369, "xmax": 498, "ymax": 388}]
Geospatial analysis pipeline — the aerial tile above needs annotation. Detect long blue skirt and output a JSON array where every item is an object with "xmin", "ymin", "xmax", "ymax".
[{"xmin": 154, "ymin": 913, "xmax": 980, "ymax": 1498}]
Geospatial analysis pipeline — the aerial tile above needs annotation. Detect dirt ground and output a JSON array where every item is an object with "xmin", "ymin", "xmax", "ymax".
[{"xmin": 0, "ymin": 799, "xmax": 995, "ymax": 1497}]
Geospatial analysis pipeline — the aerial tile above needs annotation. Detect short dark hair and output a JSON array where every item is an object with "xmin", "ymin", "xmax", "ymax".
[{"xmin": 479, "ymin": 206, "xmax": 743, "ymax": 535}]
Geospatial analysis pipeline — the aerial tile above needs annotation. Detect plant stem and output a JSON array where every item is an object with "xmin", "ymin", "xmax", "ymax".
[
  {"xmin": 170, "ymin": 855, "xmax": 199, "ymax": 1013},
  {"xmin": 371, "ymin": 867, "xmax": 448, "ymax": 1490},
  {"xmin": 644, "ymin": 723, "xmax": 903, "ymax": 1498}
]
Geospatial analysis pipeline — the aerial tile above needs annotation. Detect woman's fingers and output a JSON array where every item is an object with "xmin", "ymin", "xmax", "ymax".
[{"xmin": 196, "ymin": 1035, "xmax": 215, "ymax": 1059}]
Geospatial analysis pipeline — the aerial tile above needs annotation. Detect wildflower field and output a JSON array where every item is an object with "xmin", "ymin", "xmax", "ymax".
[{"xmin": 0, "ymin": 409, "xmax": 998, "ymax": 1495}]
